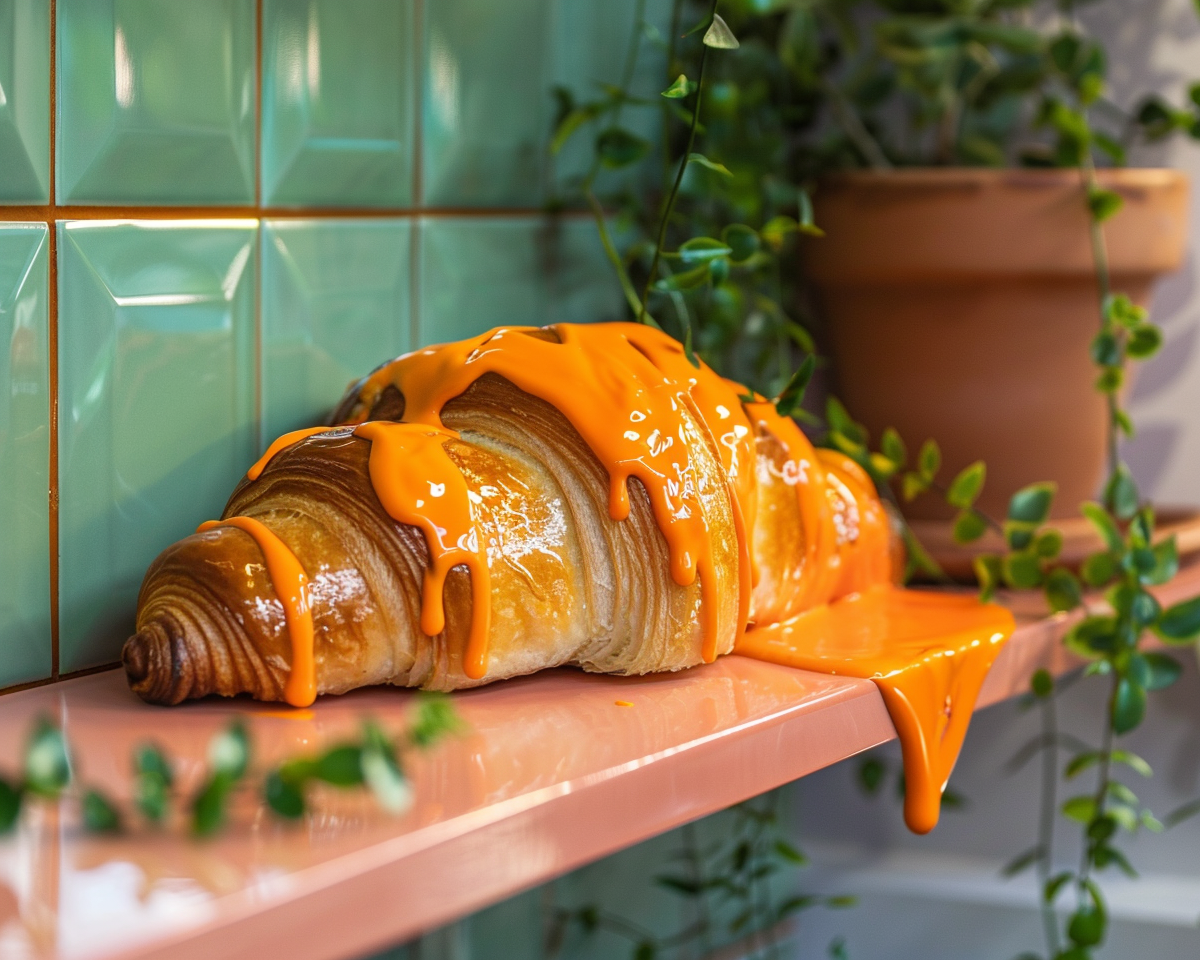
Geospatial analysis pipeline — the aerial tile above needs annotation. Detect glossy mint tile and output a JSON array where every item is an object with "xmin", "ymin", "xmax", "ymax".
[
  {"xmin": 0, "ymin": 224, "xmax": 50, "ymax": 686},
  {"xmin": 262, "ymin": 0, "xmax": 415, "ymax": 207},
  {"xmin": 0, "ymin": 1, "xmax": 50, "ymax": 202},
  {"xmin": 261, "ymin": 219, "xmax": 411, "ymax": 443},
  {"xmin": 57, "ymin": 220, "xmax": 257, "ymax": 671},
  {"xmin": 418, "ymin": 216, "xmax": 622, "ymax": 346},
  {"xmin": 422, "ymin": 0, "xmax": 550, "ymax": 207},
  {"xmin": 57, "ymin": 0, "xmax": 256, "ymax": 204},
  {"xmin": 549, "ymin": 0, "xmax": 670, "ymax": 198}
]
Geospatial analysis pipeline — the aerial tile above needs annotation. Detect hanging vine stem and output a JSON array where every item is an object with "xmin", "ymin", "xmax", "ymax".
[{"xmin": 639, "ymin": 0, "xmax": 721, "ymax": 324}]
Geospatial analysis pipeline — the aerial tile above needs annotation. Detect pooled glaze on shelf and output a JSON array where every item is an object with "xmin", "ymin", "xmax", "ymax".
[
  {"xmin": 241, "ymin": 321, "xmax": 1012, "ymax": 829},
  {"xmin": 737, "ymin": 587, "xmax": 1014, "ymax": 833}
]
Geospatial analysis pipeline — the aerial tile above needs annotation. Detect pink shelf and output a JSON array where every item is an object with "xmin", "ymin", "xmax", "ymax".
[{"xmin": 1, "ymin": 563, "xmax": 1197, "ymax": 960}]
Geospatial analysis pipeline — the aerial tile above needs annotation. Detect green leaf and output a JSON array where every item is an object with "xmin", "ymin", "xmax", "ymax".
[
  {"xmin": 1105, "ymin": 464, "xmax": 1139, "ymax": 521},
  {"xmin": 774, "ymin": 839, "xmax": 809, "ymax": 865},
  {"xmin": 761, "ymin": 215, "xmax": 800, "ymax": 250},
  {"xmin": 1002, "ymin": 845, "xmax": 1044, "ymax": 877},
  {"xmin": 687, "ymin": 153, "xmax": 732, "ymax": 178},
  {"xmin": 191, "ymin": 772, "xmax": 234, "ymax": 838},
  {"xmin": 1036, "ymin": 530, "xmax": 1064, "ymax": 560},
  {"xmin": 1096, "ymin": 366, "xmax": 1124, "ymax": 393},
  {"xmin": 1143, "ymin": 536, "xmax": 1179, "ymax": 587},
  {"xmin": 1045, "ymin": 568, "xmax": 1083, "ymax": 613},
  {"xmin": 1113, "ymin": 676, "xmax": 1146, "ymax": 734},
  {"xmin": 858, "ymin": 756, "xmax": 886, "ymax": 796},
  {"xmin": 209, "ymin": 722, "xmax": 249, "ymax": 780},
  {"xmin": 1104, "ymin": 293, "xmax": 1147, "ymax": 328},
  {"xmin": 904, "ymin": 526, "xmax": 945, "ymax": 583},
  {"xmin": 1142, "ymin": 652, "xmax": 1181, "ymax": 691},
  {"xmin": 946, "ymin": 462, "xmax": 986, "ymax": 510},
  {"xmin": 634, "ymin": 941, "xmax": 657, "ymax": 960},
  {"xmin": 1090, "ymin": 330, "xmax": 1121, "ymax": 367},
  {"xmin": 1081, "ymin": 550, "xmax": 1118, "ymax": 587},
  {"xmin": 1127, "ymin": 324, "xmax": 1163, "ymax": 359},
  {"xmin": 902, "ymin": 472, "xmax": 928, "ymax": 502},
  {"xmin": 826, "ymin": 397, "xmax": 866, "ymax": 447},
  {"xmin": 918, "ymin": 440, "xmax": 941, "ymax": 481},
  {"xmin": 774, "ymin": 355, "xmax": 816, "ymax": 418},
  {"xmin": 1112, "ymin": 750, "xmax": 1153, "ymax": 778},
  {"xmin": 596, "ymin": 127, "xmax": 650, "ymax": 169},
  {"xmin": 1065, "ymin": 616, "xmax": 1117, "ymax": 659},
  {"xmin": 953, "ymin": 510, "xmax": 988, "ymax": 544},
  {"xmin": 1156, "ymin": 596, "xmax": 1200, "ymax": 642},
  {"xmin": 654, "ymin": 263, "xmax": 709, "ymax": 292},
  {"xmin": 798, "ymin": 189, "xmax": 824, "ymax": 237},
  {"xmin": 1068, "ymin": 904, "xmax": 1106, "ymax": 947},
  {"xmin": 1009, "ymin": 483, "xmax": 1057, "ymax": 524},
  {"xmin": 82, "ymin": 789, "xmax": 122, "ymax": 834},
  {"xmin": 974, "ymin": 554, "xmax": 1003, "ymax": 603},
  {"xmin": 1088, "ymin": 186, "xmax": 1123, "ymax": 222},
  {"xmin": 410, "ymin": 693, "xmax": 465, "ymax": 748},
  {"xmin": 313, "ymin": 745, "xmax": 365, "ymax": 787},
  {"xmin": 1062, "ymin": 795, "xmax": 1097, "ymax": 824},
  {"xmin": 1031, "ymin": 668, "xmax": 1054, "ymax": 698},
  {"xmin": 655, "ymin": 874, "xmax": 702, "ymax": 895},
  {"xmin": 25, "ymin": 718, "xmax": 70, "ymax": 799},
  {"xmin": 661, "ymin": 74, "xmax": 694, "ymax": 99},
  {"xmin": 550, "ymin": 105, "xmax": 597, "ymax": 155},
  {"xmin": 264, "ymin": 770, "xmax": 306, "ymax": 819},
  {"xmin": 0, "ymin": 778, "xmax": 21, "ymax": 833},
  {"xmin": 1045, "ymin": 870, "xmax": 1074, "ymax": 902},
  {"xmin": 703, "ymin": 13, "xmax": 740, "ymax": 49},
  {"xmin": 1003, "ymin": 551, "xmax": 1043, "ymax": 589},
  {"xmin": 881, "ymin": 428, "xmax": 907, "ymax": 469},
  {"xmin": 678, "ymin": 236, "xmax": 733, "ymax": 263},
  {"xmin": 1005, "ymin": 520, "xmax": 1038, "ymax": 551},
  {"xmin": 362, "ymin": 735, "xmax": 412, "ymax": 815},
  {"xmin": 826, "ymin": 895, "xmax": 858, "ymax": 908},
  {"xmin": 722, "ymin": 224, "xmax": 759, "ymax": 263},
  {"xmin": 1066, "ymin": 752, "xmax": 1103, "ymax": 779},
  {"xmin": 1081, "ymin": 502, "xmax": 1124, "ymax": 552},
  {"xmin": 134, "ymin": 744, "xmax": 173, "ymax": 824}
]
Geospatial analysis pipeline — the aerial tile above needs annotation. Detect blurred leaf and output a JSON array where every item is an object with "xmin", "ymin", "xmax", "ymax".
[
  {"xmin": 191, "ymin": 773, "xmax": 234, "ymax": 838},
  {"xmin": 362, "ymin": 728, "xmax": 412, "ymax": 815},
  {"xmin": 1156, "ymin": 596, "xmax": 1200, "ymax": 642},
  {"xmin": 1002, "ymin": 844, "xmax": 1044, "ymax": 877},
  {"xmin": 1081, "ymin": 549, "xmax": 1118, "ymax": 587},
  {"xmin": 1045, "ymin": 568, "xmax": 1083, "ymax": 613},
  {"xmin": 1105, "ymin": 463, "xmax": 1139, "ymax": 521},
  {"xmin": 703, "ymin": 14, "xmax": 740, "ymax": 49},
  {"xmin": 858, "ymin": 756, "xmax": 886, "ymax": 796},
  {"xmin": 1127, "ymin": 324, "xmax": 1163, "ymax": 359},
  {"xmin": 1003, "ymin": 550, "xmax": 1043, "ymax": 589},
  {"xmin": 24, "ymin": 719, "xmax": 70, "ymax": 799},
  {"xmin": 946, "ymin": 461, "xmax": 986, "ymax": 509},
  {"xmin": 134, "ymin": 744, "xmax": 172, "ymax": 824},
  {"xmin": 918, "ymin": 439, "xmax": 941, "ymax": 480},
  {"xmin": 1062, "ymin": 795, "xmax": 1097, "ymax": 824},
  {"xmin": 82, "ymin": 789, "xmax": 121, "ymax": 834},
  {"xmin": 654, "ymin": 263, "xmax": 709, "ymax": 292},
  {"xmin": 688, "ymin": 152, "xmax": 733, "ymax": 178},
  {"xmin": 1031, "ymin": 668, "xmax": 1054, "ymax": 698},
  {"xmin": 975, "ymin": 554, "xmax": 1003, "ymax": 603},
  {"xmin": 313, "ymin": 745, "xmax": 365, "ymax": 787},
  {"xmin": 661, "ymin": 74, "xmax": 695, "ymax": 99},
  {"xmin": 954, "ymin": 510, "xmax": 988, "ymax": 544},
  {"xmin": 410, "ymin": 694, "xmax": 465, "ymax": 748},
  {"xmin": 264, "ymin": 770, "xmax": 306, "ymax": 820},
  {"xmin": 881, "ymin": 428, "xmax": 907, "ymax": 468},
  {"xmin": 208, "ymin": 722, "xmax": 249, "ymax": 781},
  {"xmin": 1113, "ymin": 676, "xmax": 1146, "ymax": 734},
  {"xmin": 678, "ymin": 236, "xmax": 733, "ymax": 262},
  {"xmin": 1009, "ymin": 483, "xmax": 1056, "ymax": 524},
  {"xmin": 596, "ymin": 128, "xmax": 650, "ymax": 169},
  {"xmin": 774, "ymin": 839, "xmax": 809, "ymax": 865},
  {"xmin": 1081, "ymin": 502, "xmax": 1123, "ymax": 552},
  {"xmin": 722, "ymin": 224, "xmax": 760, "ymax": 263},
  {"xmin": 775, "ymin": 355, "xmax": 817, "ymax": 418},
  {"xmin": 1143, "ymin": 651, "xmax": 1182, "ymax": 690},
  {"xmin": 0, "ymin": 779, "xmax": 22, "ymax": 833}
]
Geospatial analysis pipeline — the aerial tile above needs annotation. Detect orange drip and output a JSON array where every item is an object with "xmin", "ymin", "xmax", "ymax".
[
  {"xmin": 197, "ymin": 517, "xmax": 316, "ymax": 708},
  {"xmin": 736, "ymin": 587, "xmax": 1014, "ymax": 833},
  {"xmin": 353, "ymin": 422, "xmax": 492, "ymax": 679},
  {"xmin": 247, "ymin": 427, "xmax": 335, "ymax": 480},
  {"xmin": 354, "ymin": 323, "xmax": 759, "ymax": 663}
]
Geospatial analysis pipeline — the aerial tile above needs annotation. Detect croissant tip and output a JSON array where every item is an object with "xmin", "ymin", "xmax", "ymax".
[{"xmin": 123, "ymin": 621, "xmax": 185, "ymax": 705}]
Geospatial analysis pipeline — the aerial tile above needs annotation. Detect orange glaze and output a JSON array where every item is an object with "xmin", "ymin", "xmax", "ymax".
[
  {"xmin": 196, "ymin": 517, "xmax": 316, "ymax": 708},
  {"xmin": 247, "ymin": 427, "xmax": 335, "ymax": 481},
  {"xmin": 352, "ymin": 422, "xmax": 492, "ymax": 679},
  {"xmin": 352, "ymin": 322, "xmax": 761, "ymax": 663},
  {"xmin": 736, "ymin": 587, "xmax": 1014, "ymax": 833}
]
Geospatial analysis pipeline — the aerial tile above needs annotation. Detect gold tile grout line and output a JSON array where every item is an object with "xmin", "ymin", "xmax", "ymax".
[{"xmin": 47, "ymin": 0, "xmax": 59, "ymax": 682}]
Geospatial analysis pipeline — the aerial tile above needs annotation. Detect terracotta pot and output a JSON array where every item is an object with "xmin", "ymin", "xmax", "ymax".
[{"xmin": 805, "ymin": 168, "xmax": 1189, "ymax": 521}]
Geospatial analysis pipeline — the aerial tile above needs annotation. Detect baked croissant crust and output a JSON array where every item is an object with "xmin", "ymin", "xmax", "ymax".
[{"xmin": 123, "ymin": 323, "xmax": 891, "ymax": 706}]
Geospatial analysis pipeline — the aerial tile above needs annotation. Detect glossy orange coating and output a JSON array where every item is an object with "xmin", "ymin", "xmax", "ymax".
[
  {"xmin": 247, "ymin": 427, "xmax": 335, "ymax": 481},
  {"xmin": 196, "ymin": 517, "xmax": 316, "ymax": 707},
  {"xmin": 353, "ymin": 323, "xmax": 758, "ymax": 664},
  {"xmin": 239, "ymin": 321, "xmax": 1012, "ymax": 832},
  {"xmin": 737, "ymin": 586, "xmax": 1014, "ymax": 833},
  {"xmin": 352, "ymin": 422, "xmax": 492, "ymax": 679}
]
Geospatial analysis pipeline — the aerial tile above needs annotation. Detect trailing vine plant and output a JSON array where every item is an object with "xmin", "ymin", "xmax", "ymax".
[
  {"xmin": 551, "ymin": 2, "xmax": 1200, "ymax": 959},
  {"xmin": 0, "ymin": 695, "xmax": 462, "ymax": 837}
]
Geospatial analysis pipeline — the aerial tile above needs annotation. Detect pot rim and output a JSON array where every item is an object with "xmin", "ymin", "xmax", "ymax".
[{"xmin": 818, "ymin": 166, "xmax": 1187, "ymax": 191}]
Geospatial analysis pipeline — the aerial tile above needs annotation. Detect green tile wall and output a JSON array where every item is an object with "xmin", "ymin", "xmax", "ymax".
[
  {"xmin": 0, "ymin": 0, "xmax": 50, "ymax": 202},
  {"xmin": 0, "ymin": 223, "xmax": 50, "ymax": 686},
  {"xmin": 261, "ymin": 0, "xmax": 415, "ymax": 208},
  {"xmin": 56, "ymin": 0, "xmax": 256, "ymax": 205},
  {"xmin": 57, "ymin": 220, "xmax": 258, "ymax": 671},
  {"xmin": 261, "ymin": 218, "xmax": 412, "ymax": 443}
]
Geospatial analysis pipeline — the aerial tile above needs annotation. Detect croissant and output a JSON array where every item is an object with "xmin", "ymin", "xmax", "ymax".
[{"xmin": 123, "ymin": 322, "xmax": 895, "ymax": 707}]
